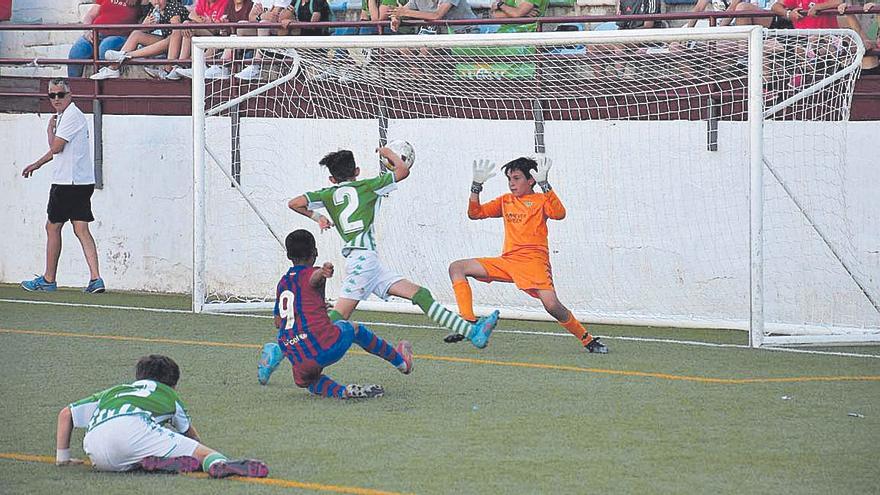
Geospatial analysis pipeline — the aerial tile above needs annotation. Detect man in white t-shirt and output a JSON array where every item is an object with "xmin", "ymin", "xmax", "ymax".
[{"xmin": 21, "ymin": 78, "xmax": 105, "ymax": 294}]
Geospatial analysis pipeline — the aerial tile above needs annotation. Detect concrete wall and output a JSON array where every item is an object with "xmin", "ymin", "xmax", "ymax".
[{"xmin": 1, "ymin": 113, "xmax": 878, "ymax": 332}]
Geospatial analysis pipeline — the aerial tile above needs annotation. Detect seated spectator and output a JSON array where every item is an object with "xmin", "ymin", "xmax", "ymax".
[
  {"xmin": 249, "ymin": 1, "xmax": 294, "ymax": 36},
  {"xmin": 223, "ymin": 0, "xmax": 255, "ymax": 27},
  {"xmin": 211, "ymin": 0, "xmax": 255, "ymax": 73},
  {"xmin": 686, "ymin": 0, "xmax": 743, "ymax": 27},
  {"xmin": 389, "ymin": 0, "xmax": 478, "ymax": 34},
  {"xmin": 838, "ymin": 2, "xmax": 880, "ymax": 75},
  {"xmin": 734, "ymin": 0, "xmax": 794, "ymax": 27},
  {"xmin": 769, "ymin": 0, "xmax": 841, "ymax": 28},
  {"xmin": 491, "ymin": 0, "xmax": 548, "ymax": 32},
  {"xmin": 90, "ymin": 0, "xmax": 191, "ymax": 80},
  {"xmin": 281, "ymin": 0, "xmax": 332, "ymax": 36},
  {"xmin": 67, "ymin": 0, "xmax": 142, "ymax": 78},
  {"xmin": 357, "ymin": 0, "xmax": 381, "ymax": 33},
  {"xmin": 616, "ymin": 0, "xmax": 662, "ymax": 29},
  {"xmin": 173, "ymin": 0, "xmax": 231, "ymax": 79}
]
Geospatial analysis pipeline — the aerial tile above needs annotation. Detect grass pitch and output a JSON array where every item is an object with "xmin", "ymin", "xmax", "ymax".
[{"xmin": 1, "ymin": 285, "xmax": 878, "ymax": 494}]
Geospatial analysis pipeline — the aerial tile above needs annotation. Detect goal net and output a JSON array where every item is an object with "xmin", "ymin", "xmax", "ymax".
[{"xmin": 192, "ymin": 27, "xmax": 878, "ymax": 347}]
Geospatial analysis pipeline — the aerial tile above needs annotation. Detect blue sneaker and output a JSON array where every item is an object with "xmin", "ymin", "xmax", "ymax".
[
  {"xmin": 84, "ymin": 277, "xmax": 105, "ymax": 294},
  {"xmin": 470, "ymin": 310, "xmax": 500, "ymax": 349},
  {"xmin": 21, "ymin": 275, "xmax": 57, "ymax": 292},
  {"xmin": 257, "ymin": 342, "xmax": 283, "ymax": 385}
]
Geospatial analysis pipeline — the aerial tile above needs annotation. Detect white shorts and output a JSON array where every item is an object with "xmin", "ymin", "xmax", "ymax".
[
  {"xmin": 339, "ymin": 250, "xmax": 403, "ymax": 301},
  {"xmin": 82, "ymin": 415, "xmax": 199, "ymax": 472}
]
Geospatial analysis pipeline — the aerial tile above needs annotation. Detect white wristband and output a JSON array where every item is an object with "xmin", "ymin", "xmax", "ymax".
[
  {"xmin": 310, "ymin": 211, "xmax": 323, "ymax": 223},
  {"xmin": 56, "ymin": 448, "xmax": 71, "ymax": 463}
]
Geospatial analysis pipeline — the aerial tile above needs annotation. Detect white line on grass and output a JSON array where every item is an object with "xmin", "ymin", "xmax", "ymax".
[{"xmin": 2, "ymin": 298, "xmax": 879, "ymax": 359}]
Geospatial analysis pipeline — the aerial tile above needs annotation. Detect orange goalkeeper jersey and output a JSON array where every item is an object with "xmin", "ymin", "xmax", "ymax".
[{"xmin": 468, "ymin": 190, "xmax": 566, "ymax": 257}]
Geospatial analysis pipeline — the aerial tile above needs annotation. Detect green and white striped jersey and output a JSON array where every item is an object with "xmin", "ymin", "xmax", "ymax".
[
  {"xmin": 305, "ymin": 173, "xmax": 397, "ymax": 256},
  {"xmin": 68, "ymin": 379, "xmax": 191, "ymax": 433}
]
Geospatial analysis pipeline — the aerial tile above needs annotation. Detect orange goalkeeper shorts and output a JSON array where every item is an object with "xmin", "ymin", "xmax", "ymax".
[{"xmin": 475, "ymin": 252, "xmax": 554, "ymax": 298}]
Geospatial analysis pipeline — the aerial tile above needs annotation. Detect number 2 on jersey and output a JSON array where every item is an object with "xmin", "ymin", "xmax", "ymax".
[
  {"xmin": 115, "ymin": 380, "xmax": 157, "ymax": 398},
  {"xmin": 334, "ymin": 186, "xmax": 363, "ymax": 234}
]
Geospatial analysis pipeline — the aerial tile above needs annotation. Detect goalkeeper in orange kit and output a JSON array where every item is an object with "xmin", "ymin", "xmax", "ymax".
[{"xmin": 445, "ymin": 156, "xmax": 608, "ymax": 353}]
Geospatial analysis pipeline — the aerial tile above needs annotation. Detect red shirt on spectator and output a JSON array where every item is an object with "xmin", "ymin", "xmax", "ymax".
[
  {"xmin": 195, "ymin": 0, "xmax": 230, "ymax": 22},
  {"xmin": 224, "ymin": 0, "xmax": 254, "ymax": 22},
  {"xmin": 93, "ymin": 0, "xmax": 140, "ymax": 37},
  {"xmin": 782, "ymin": 0, "xmax": 839, "ymax": 28}
]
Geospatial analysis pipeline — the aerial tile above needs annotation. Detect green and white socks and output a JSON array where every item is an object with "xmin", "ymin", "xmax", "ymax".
[{"xmin": 412, "ymin": 287, "xmax": 474, "ymax": 338}]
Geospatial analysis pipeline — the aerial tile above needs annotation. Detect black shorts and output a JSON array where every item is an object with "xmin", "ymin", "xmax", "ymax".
[
  {"xmin": 769, "ymin": 16, "xmax": 794, "ymax": 29},
  {"xmin": 47, "ymin": 184, "xmax": 95, "ymax": 224}
]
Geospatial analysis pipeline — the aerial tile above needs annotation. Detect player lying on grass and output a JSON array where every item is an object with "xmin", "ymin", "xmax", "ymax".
[
  {"xmin": 257, "ymin": 229, "xmax": 413, "ymax": 398},
  {"xmin": 56, "ymin": 354, "xmax": 269, "ymax": 477},
  {"xmin": 445, "ymin": 156, "xmax": 609, "ymax": 354},
  {"xmin": 286, "ymin": 147, "xmax": 499, "ymax": 347}
]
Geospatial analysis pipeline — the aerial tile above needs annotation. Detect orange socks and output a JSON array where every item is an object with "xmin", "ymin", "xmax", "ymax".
[
  {"xmin": 560, "ymin": 311, "xmax": 591, "ymax": 344},
  {"xmin": 452, "ymin": 279, "xmax": 476, "ymax": 322}
]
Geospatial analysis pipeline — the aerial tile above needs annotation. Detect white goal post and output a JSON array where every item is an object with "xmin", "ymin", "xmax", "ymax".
[{"xmin": 191, "ymin": 27, "xmax": 879, "ymax": 347}]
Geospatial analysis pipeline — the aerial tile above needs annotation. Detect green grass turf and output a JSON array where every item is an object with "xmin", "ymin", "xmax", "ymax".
[{"xmin": 0, "ymin": 285, "xmax": 878, "ymax": 494}]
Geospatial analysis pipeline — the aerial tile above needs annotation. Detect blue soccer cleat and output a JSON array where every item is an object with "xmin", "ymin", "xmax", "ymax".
[
  {"xmin": 470, "ymin": 310, "xmax": 500, "ymax": 349},
  {"xmin": 257, "ymin": 342, "xmax": 283, "ymax": 385},
  {"xmin": 21, "ymin": 275, "xmax": 57, "ymax": 292}
]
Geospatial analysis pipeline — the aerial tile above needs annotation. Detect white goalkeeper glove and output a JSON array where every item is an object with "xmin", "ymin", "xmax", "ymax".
[
  {"xmin": 531, "ymin": 155, "xmax": 553, "ymax": 193},
  {"xmin": 471, "ymin": 159, "xmax": 496, "ymax": 194}
]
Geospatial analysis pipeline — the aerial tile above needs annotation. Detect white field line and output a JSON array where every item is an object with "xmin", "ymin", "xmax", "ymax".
[{"xmin": 2, "ymin": 298, "xmax": 878, "ymax": 359}]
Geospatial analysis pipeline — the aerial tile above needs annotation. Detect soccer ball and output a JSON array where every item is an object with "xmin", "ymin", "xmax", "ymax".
[{"xmin": 381, "ymin": 140, "xmax": 416, "ymax": 171}]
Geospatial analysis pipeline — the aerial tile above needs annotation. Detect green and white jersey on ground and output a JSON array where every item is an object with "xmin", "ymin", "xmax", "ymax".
[
  {"xmin": 69, "ymin": 379, "xmax": 191, "ymax": 433},
  {"xmin": 305, "ymin": 173, "xmax": 397, "ymax": 256}
]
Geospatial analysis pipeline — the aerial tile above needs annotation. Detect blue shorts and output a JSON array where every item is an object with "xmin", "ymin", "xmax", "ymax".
[{"xmin": 283, "ymin": 320, "xmax": 354, "ymax": 388}]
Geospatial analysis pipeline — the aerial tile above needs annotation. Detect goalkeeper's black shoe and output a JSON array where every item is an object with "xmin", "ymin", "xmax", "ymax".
[
  {"xmin": 444, "ymin": 332, "xmax": 465, "ymax": 343},
  {"xmin": 584, "ymin": 336, "xmax": 609, "ymax": 354}
]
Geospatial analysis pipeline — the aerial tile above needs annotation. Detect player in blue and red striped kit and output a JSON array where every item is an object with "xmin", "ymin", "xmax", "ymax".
[{"xmin": 260, "ymin": 229, "xmax": 413, "ymax": 399}]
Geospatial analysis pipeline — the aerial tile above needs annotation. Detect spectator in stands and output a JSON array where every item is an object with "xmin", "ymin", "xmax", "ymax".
[
  {"xmin": 389, "ymin": 0, "xmax": 478, "ymax": 34},
  {"xmin": 361, "ymin": 0, "xmax": 380, "ymax": 30},
  {"xmin": 616, "ymin": 0, "xmax": 662, "ymax": 29},
  {"xmin": 839, "ymin": 2, "xmax": 880, "ymax": 75},
  {"xmin": 491, "ymin": 0, "xmax": 548, "ymax": 32},
  {"xmin": 67, "ymin": 0, "xmax": 142, "ymax": 78},
  {"xmin": 208, "ymin": 0, "xmax": 254, "ymax": 72},
  {"xmin": 685, "ymin": 0, "xmax": 743, "ymax": 27},
  {"xmin": 223, "ymin": 0, "xmax": 255, "ymax": 26},
  {"xmin": 248, "ymin": 1, "xmax": 295, "ymax": 36},
  {"xmin": 20, "ymin": 79, "xmax": 105, "ymax": 295},
  {"xmin": 732, "ymin": 1, "xmax": 792, "ymax": 28},
  {"xmin": 232, "ymin": 0, "xmax": 295, "ymax": 80},
  {"xmin": 90, "ymin": 0, "xmax": 191, "ymax": 80},
  {"xmin": 173, "ymin": 0, "xmax": 231, "ymax": 78},
  {"xmin": 280, "ymin": 0, "xmax": 333, "ymax": 35},
  {"xmin": 769, "ymin": 0, "xmax": 841, "ymax": 28}
]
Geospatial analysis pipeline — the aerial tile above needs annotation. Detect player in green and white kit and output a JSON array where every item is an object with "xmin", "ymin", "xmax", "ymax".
[
  {"xmin": 256, "ymin": 147, "xmax": 500, "ymax": 385},
  {"xmin": 56, "ymin": 354, "xmax": 268, "ymax": 478}
]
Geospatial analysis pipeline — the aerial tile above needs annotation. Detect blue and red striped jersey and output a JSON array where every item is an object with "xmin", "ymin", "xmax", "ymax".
[{"xmin": 273, "ymin": 265, "xmax": 340, "ymax": 362}]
